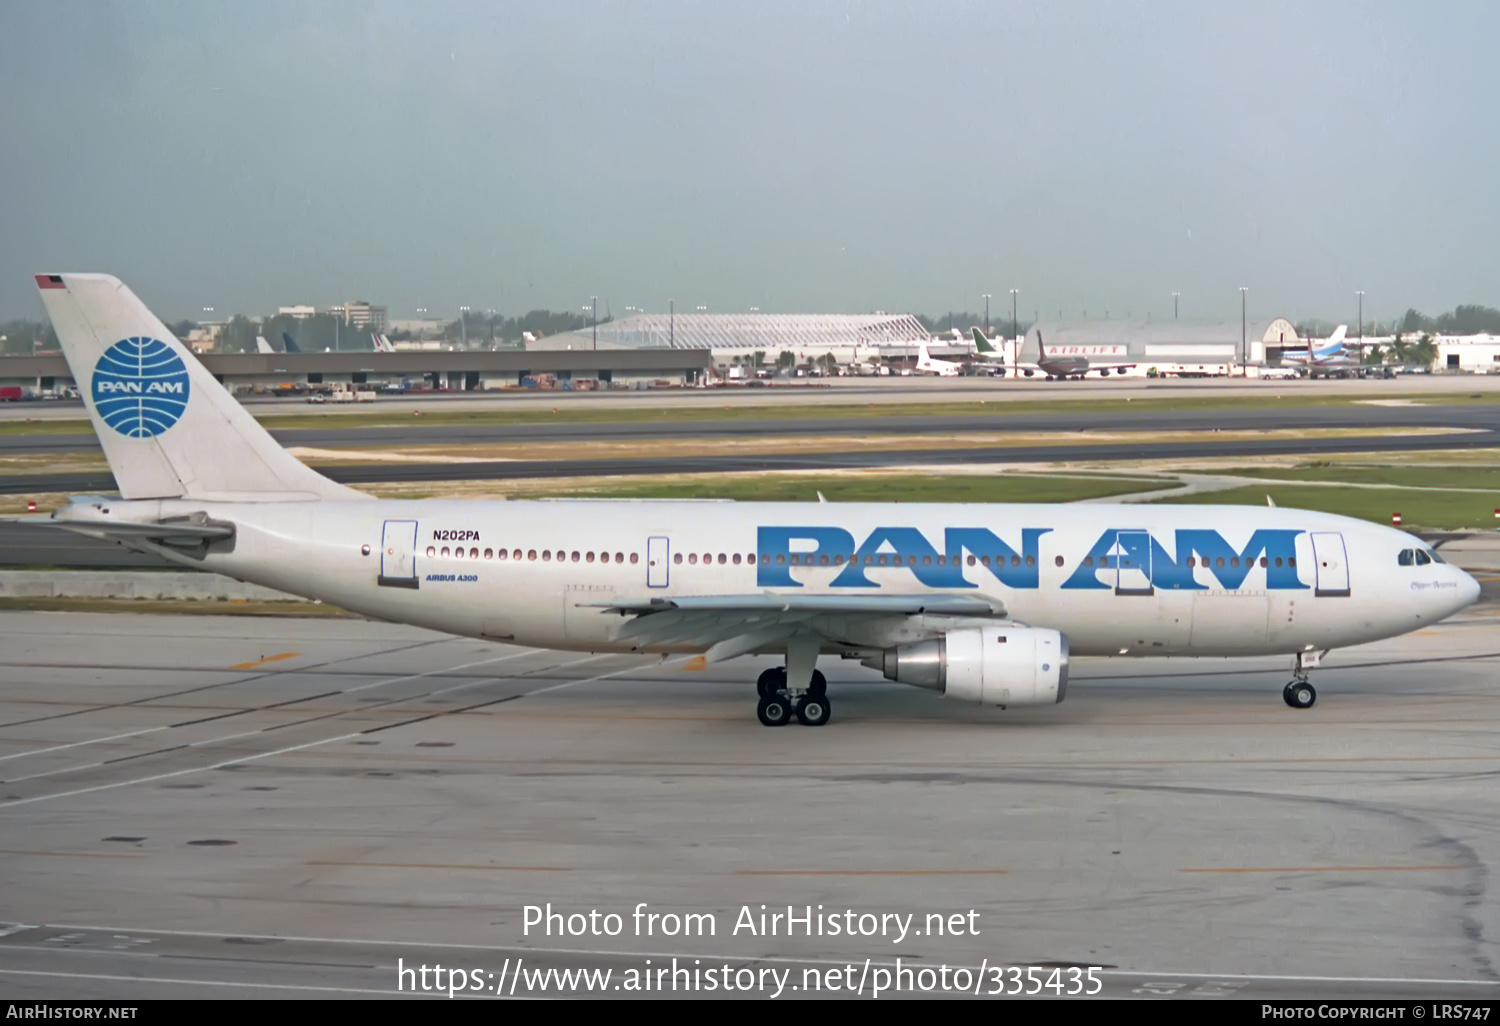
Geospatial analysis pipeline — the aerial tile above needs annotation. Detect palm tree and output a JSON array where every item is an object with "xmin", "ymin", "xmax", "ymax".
[{"xmin": 1412, "ymin": 333, "xmax": 1438, "ymax": 370}]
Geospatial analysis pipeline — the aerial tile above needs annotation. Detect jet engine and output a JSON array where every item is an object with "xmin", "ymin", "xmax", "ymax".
[{"xmin": 870, "ymin": 626, "xmax": 1068, "ymax": 706}]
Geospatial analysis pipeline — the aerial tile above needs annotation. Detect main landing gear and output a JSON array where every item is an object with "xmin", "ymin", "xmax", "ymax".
[
  {"xmin": 1283, "ymin": 651, "xmax": 1322, "ymax": 709},
  {"xmin": 755, "ymin": 666, "xmax": 830, "ymax": 727}
]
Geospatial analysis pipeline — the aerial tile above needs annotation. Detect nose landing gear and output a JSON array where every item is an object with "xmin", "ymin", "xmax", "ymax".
[
  {"xmin": 1283, "ymin": 651, "xmax": 1323, "ymax": 709},
  {"xmin": 1283, "ymin": 680, "xmax": 1316, "ymax": 709}
]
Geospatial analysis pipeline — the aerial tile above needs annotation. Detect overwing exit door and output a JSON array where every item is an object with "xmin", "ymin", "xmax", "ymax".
[
  {"xmin": 647, "ymin": 536, "xmax": 670, "ymax": 588},
  {"xmin": 379, "ymin": 519, "xmax": 419, "ymax": 589}
]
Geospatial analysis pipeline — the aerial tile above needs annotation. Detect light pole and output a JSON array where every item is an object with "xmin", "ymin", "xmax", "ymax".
[
  {"xmin": 1172, "ymin": 292, "xmax": 1180, "ymax": 320},
  {"xmin": 982, "ymin": 293, "xmax": 991, "ymax": 336},
  {"xmin": 1010, "ymin": 288, "xmax": 1020, "ymax": 369},
  {"xmin": 1239, "ymin": 287, "xmax": 1248, "ymax": 374},
  {"xmin": 590, "ymin": 295, "xmax": 598, "ymax": 350},
  {"xmin": 459, "ymin": 305, "xmax": 470, "ymax": 348},
  {"xmin": 669, "ymin": 299, "xmax": 674, "ymax": 348},
  {"xmin": 1356, "ymin": 290, "xmax": 1365, "ymax": 345}
]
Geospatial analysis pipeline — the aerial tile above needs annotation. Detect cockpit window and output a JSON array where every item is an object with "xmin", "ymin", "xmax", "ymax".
[
  {"xmin": 1429, "ymin": 549, "xmax": 1446, "ymax": 564},
  {"xmin": 1415, "ymin": 549, "xmax": 1432, "ymax": 566},
  {"xmin": 1398, "ymin": 549, "xmax": 1414, "ymax": 566}
]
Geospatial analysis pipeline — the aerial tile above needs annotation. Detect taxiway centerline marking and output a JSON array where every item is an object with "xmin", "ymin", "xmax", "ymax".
[{"xmin": 227, "ymin": 652, "xmax": 300, "ymax": 670}]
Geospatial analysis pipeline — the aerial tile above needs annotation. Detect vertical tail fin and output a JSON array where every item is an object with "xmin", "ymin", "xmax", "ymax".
[
  {"xmin": 971, "ymin": 327, "xmax": 996, "ymax": 354},
  {"xmin": 281, "ymin": 331, "xmax": 302, "ymax": 353},
  {"xmin": 35, "ymin": 273, "xmax": 363, "ymax": 501},
  {"xmin": 255, "ymin": 335, "xmax": 275, "ymax": 354}
]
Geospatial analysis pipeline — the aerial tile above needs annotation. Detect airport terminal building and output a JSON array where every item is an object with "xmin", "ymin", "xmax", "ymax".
[
  {"xmin": 0, "ymin": 347, "xmax": 714, "ymax": 396},
  {"xmin": 527, "ymin": 312, "xmax": 939, "ymax": 363}
]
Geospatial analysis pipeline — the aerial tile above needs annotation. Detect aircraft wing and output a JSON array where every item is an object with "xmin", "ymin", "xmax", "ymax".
[{"xmin": 583, "ymin": 593, "xmax": 1006, "ymax": 663}]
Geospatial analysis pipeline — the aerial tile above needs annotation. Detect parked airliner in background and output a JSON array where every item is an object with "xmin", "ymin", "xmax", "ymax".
[
  {"xmin": 254, "ymin": 335, "xmax": 276, "ymax": 354},
  {"xmin": 971, "ymin": 329, "xmax": 1136, "ymax": 379},
  {"xmin": 1281, "ymin": 325, "xmax": 1362, "ymax": 377},
  {"xmin": 914, "ymin": 341, "xmax": 962, "ymax": 376},
  {"xmin": 14, "ymin": 274, "xmax": 1479, "ymax": 727}
]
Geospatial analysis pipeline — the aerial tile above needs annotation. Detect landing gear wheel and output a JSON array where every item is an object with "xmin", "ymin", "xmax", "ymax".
[
  {"xmin": 796, "ymin": 695, "xmax": 831, "ymax": 727},
  {"xmin": 1283, "ymin": 681, "xmax": 1317, "ymax": 709},
  {"xmin": 756, "ymin": 667, "xmax": 787, "ymax": 698},
  {"xmin": 756, "ymin": 694, "xmax": 792, "ymax": 727},
  {"xmin": 807, "ymin": 670, "xmax": 827, "ymax": 698}
]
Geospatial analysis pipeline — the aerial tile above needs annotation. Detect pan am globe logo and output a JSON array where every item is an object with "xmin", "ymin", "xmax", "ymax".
[{"xmin": 90, "ymin": 337, "xmax": 191, "ymax": 438}]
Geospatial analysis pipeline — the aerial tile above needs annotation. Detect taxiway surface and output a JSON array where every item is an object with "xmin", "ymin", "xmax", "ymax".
[{"xmin": 1, "ymin": 606, "xmax": 1498, "ymax": 999}]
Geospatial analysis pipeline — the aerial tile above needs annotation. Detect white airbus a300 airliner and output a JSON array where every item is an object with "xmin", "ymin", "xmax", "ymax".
[{"xmin": 18, "ymin": 274, "xmax": 1480, "ymax": 727}]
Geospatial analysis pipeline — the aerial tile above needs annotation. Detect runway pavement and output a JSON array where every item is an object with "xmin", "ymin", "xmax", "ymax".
[
  {"xmin": 8, "ymin": 372, "xmax": 1495, "ymax": 421},
  {"xmin": 1, "ymin": 605, "xmax": 1498, "ymax": 999},
  {"xmin": 4, "ymin": 395, "xmax": 1500, "ymax": 454},
  {"xmin": 0, "ymin": 424, "xmax": 1494, "ymax": 497}
]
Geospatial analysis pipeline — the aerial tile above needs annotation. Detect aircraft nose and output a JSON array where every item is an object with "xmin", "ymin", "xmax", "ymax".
[{"xmin": 1457, "ymin": 568, "xmax": 1482, "ymax": 610}]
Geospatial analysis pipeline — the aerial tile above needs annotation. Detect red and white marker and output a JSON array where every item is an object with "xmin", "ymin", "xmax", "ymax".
[
  {"xmin": 1392, "ymin": 512, "xmax": 1403, "ymax": 526},
  {"xmin": 26, "ymin": 500, "xmax": 36, "ymax": 513}
]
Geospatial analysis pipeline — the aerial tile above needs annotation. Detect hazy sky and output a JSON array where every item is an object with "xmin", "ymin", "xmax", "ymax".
[{"xmin": 2, "ymin": 1, "xmax": 1497, "ymax": 324}]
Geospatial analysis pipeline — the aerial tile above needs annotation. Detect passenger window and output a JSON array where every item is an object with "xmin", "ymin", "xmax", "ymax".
[
  {"xmin": 616, "ymin": 552, "xmax": 624, "ymax": 563},
  {"xmin": 922, "ymin": 555, "xmax": 932, "ymax": 566},
  {"xmin": 1054, "ymin": 555, "xmax": 1065, "ymax": 567},
  {"xmin": 967, "ymin": 555, "xmax": 976, "ymax": 566},
  {"xmin": 586, "ymin": 552, "xmax": 594, "ymax": 563},
  {"xmin": 514, "ymin": 549, "xmax": 523, "ymax": 561},
  {"xmin": 1415, "ymin": 550, "xmax": 1432, "ymax": 566},
  {"xmin": 1274, "ymin": 557, "xmax": 1283, "ymax": 568},
  {"xmin": 1260, "ymin": 556, "xmax": 1268, "ymax": 568},
  {"xmin": 1083, "ymin": 556, "xmax": 1094, "ymax": 567},
  {"xmin": 570, "ymin": 551, "xmax": 579, "ymax": 562},
  {"xmin": 1215, "ymin": 557, "xmax": 1225, "ymax": 568},
  {"xmin": 498, "ymin": 549, "xmax": 508, "ymax": 561},
  {"xmin": 484, "ymin": 548, "xmax": 493, "ymax": 559},
  {"xmin": 1288, "ymin": 557, "xmax": 1296, "ymax": 567},
  {"xmin": 1186, "ymin": 556, "xmax": 1195, "ymax": 568},
  {"xmin": 833, "ymin": 554, "xmax": 844, "ymax": 565},
  {"xmin": 1011, "ymin": 555, "xmax": 1021, "ymax": 567},
  {"xmin": 703, "ymin": 553, "xmax": 711, "ymax": 564},
  {"xmin": 1230, "ymin": 557, "xmax": 1239, "ymax": 568},
  {"xmin": 674, "ymin": 553, "xmax": 683, "ymax": 564},
  {"xmin": 732, "ymin": 553, "xmax": 741, "ymax": 565},
  {"xmin": 719, "ymin": 553, "xmax": 727, "ymax": 564},
  {"xmin": 776, "ymin": 554, "xmax": 785, "ymax": 564},
  {"xmin": 820, "ymin": 554, "xmax": 830, "ymax": 566},
  {"xmin": 527, "ymin": 550, "xmax": 537, "ymax": 561},
  {"xmin": 629, "ymin": 553, "xmax": 638, "ymax": 564},
  {"xmin": 937, "ymin": 555, "xmax": 947, "ymax": 566},
  {"xmin": 442, "ymin": 546, "xmax": 451, "ymax": 558},
  {"xmin": 690, "ymin": 553, "xmax": 699, "ymax": 565},
  {"xmin": 542, "ymin": 550, "xmax": 551, "ymax": 561},
  {"xmin": 426, "ymin": 546, "xmax": 436, "ymax": 557},
  {"xmin": 1025, "ymin": 555, "xmax": 1035, "ymax": 567},
  {"xmin": 1398, "ymin": 549, "xmax": 1414, "ymax": 566},
  {"xmin": 980, "ymin": 556, "xmax": 991, "ymax": 567},
  {"xmin": 600, "ymin": 552, "xmax": 609, "ymax": 563},
  {"xmin": 878, "ymin": 555, "xmax": 889, "ymax": 566}
]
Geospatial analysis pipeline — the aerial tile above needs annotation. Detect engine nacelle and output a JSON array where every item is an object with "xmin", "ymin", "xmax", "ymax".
[{"xmin": 876, "ymin": 626, "xmax": 1068, "ymax": 706}]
